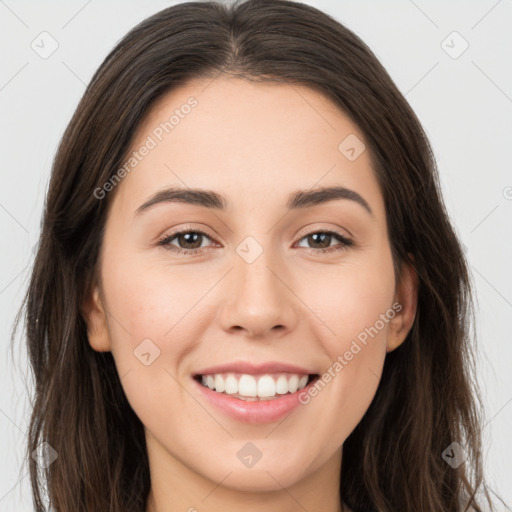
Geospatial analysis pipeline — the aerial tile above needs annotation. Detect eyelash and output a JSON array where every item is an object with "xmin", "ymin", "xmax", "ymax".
[{"xmin": 157, "ymin": 227, "xmax": 354, "ymax": 256}]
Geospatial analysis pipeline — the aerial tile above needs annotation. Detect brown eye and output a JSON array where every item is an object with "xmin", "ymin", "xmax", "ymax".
[
  {"xmin": 296, "ymin": 230, "xmax": 353, "ymax": 253},
  {"xmin": 304, "ymin": 232, "xmax": 333, "ymax": 249},
  {"xmin": 158, "ymin": 229, "xmax": 216, "ymax": 255},
  {"xmin": 172, "ymin": 232, "xmax": 204, "ymax": 249}
]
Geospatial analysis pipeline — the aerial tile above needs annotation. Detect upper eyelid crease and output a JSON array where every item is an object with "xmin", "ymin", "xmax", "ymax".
[{"xmin": 158, "ymin": 228, "xmax": 353, "ymax": 253}]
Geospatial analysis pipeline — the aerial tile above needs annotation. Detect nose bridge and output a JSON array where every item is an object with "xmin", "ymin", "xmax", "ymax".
[{"xmin": 217, "ymin": 234, "xmax": 297, "ymax": 337}]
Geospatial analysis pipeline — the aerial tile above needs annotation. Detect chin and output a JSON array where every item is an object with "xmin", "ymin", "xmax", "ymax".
[{"xmin": 211, "ymin": 466, "xmax": 305, "ymax": 493}]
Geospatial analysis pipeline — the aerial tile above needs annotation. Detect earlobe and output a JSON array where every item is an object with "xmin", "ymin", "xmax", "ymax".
[
  {"xmin": 387, "ymin": 254, "xmax": 418, "ymax": 352},
  {"xmin": 81, "ymin": 283, "xmax": 112, "ymax": 352}
]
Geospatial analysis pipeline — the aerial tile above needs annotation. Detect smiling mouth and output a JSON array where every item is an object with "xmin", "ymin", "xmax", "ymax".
[{"xmin": 193, "ymin": 372, "xmax": 320, "ymax": 401}]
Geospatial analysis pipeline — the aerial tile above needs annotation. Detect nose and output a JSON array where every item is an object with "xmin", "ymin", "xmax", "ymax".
[{"xmin": 217, "ymin": 244, "xmax": 298, "ymax": 339}]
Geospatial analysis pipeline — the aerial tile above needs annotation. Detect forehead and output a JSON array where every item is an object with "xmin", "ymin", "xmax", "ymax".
[{"xmin": 111, "ymin": 75, "xmax": 384, "ymax": 219}]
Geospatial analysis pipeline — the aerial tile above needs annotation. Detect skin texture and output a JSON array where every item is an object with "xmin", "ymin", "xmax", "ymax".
[{"xmin": 83, "ymin": 76, "xmax": 418, "ymax": 512}]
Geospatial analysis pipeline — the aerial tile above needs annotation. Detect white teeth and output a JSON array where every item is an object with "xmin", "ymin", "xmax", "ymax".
[
  {"xmin": 275, "ymin": 375, "xmax": 289, "ymax": 394},
  {"xmin": 214, "ymin": 374, "xmax": 225, "ymax": 393},
  {"xmin": 288, "ymin": 375, "xmax": 299, "ymax": 393},
  {"xmin": 239, "ymin": 375, "xmax": 257, "ymax": 397},
  {"xmin": 225, "ymin": 374, "xmax": 238, "ymax": 394},
  {"xmin": 257, "ymin": 375, "xmax": 276, "ymax": 398},
  {"xmin": 199, "ymin": 372, "xmax": 312, "ymax": 399}
]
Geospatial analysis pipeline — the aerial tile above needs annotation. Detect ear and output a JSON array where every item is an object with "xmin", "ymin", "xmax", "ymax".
[
  {"xmin": 387, "ymin": 254, "xmax": 418, "ymax": 352},
  {"xmin": 81, "ymin": 282, "xmax": 112, "ymax": 352}
]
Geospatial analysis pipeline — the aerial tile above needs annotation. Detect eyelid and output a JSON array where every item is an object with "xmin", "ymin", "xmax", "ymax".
[
  {"xmin": 156, "ymin": 224, "xmax": 220, "ymax": 255},
  {"xmin": 158, "ymin": 223, "xmax": 218, "ymax": 243},
  {"xmin": 157, "ymin": 223, "xmax": 354, "ymax": 255},
  {"xmin": 294, "ymin": 224, "xmax": 351, "ymax": 241}
]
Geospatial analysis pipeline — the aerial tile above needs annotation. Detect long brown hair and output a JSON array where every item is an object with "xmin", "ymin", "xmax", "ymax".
[{"xmin": 13, "ymin": 0, "xmax": 507, "ymax": 510}]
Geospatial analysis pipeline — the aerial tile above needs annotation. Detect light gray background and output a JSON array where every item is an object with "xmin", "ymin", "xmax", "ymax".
[{"xmin": 1, "ymin": 0, "xmax": 511, "ymax": 510}]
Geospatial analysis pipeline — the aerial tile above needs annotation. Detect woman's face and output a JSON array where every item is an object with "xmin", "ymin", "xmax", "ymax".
[{"xmin": 84, "ymin": 76, "xmax": 416, "ymax": 501}]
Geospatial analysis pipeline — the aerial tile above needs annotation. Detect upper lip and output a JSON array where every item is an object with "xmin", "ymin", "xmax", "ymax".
[{"xmin": 193, "ymin": 361, "xmax": 318, "ymax": 376}]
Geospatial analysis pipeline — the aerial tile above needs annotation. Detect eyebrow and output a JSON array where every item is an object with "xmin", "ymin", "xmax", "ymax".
[{"xmin": 135, "ymin": 185, "xmax": 373, "ymax": 217}]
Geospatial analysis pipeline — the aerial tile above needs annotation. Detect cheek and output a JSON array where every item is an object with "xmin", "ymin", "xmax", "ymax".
[
  {"xmin": 323, "ymin": 271, "xmax": 395, "ymax": 357},
  {"xmin": 297, "ymin": 293, "xmax": 392, "ymax": 463},
  {"xmin": 296, "ymin": 248, "xmax": 395, "ymax": 440},
  {"xmin": 304, "ymin": 246, "xmax": 396, "ymax": 357},
  {"xmin": 102, "ymin": 253, "xmax": 213, "ymax": 346},
  {"xmin": 99, "ymin": 258, "xmax": 212, "ymax": 427},
  {"xmin": 99, "ymin": 250, "xmax": 228, "ymax": 375}
]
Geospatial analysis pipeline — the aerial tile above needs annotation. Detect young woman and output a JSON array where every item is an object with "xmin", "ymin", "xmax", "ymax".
[{"xmin": 16, "ymin": 0, "xmax": 507, "ymax": 510}]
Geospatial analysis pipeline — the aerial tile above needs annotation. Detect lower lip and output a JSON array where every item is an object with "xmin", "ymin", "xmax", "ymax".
[{"xmin": 192, "ymin": 376, "xmax": 317, "ymax": 424}]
